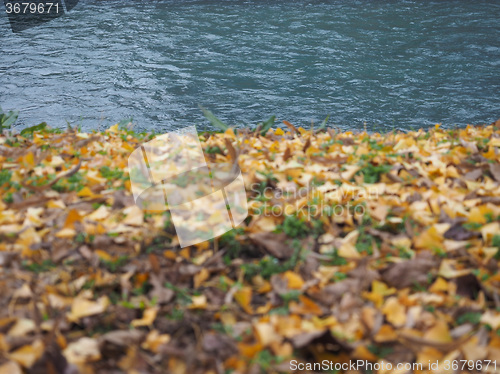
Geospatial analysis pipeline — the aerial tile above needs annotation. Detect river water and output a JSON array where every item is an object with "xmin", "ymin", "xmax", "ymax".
[{"xmin": 1, "ymin": 0, "xmax": 499, "ymax": 132}]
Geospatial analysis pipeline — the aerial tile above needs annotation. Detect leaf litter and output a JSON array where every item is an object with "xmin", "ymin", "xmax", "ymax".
[{"xmin": 0, "ymin": 120, "xmax": 500, "ymax": 373}]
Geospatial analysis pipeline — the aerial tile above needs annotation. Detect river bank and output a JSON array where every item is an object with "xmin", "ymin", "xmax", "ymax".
[{"xmin": 0, "ymin": 120, "xmax": 500, "ymax": 373}]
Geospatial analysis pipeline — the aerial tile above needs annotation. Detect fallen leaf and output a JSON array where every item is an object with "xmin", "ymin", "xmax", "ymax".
[
  {"xmin": 123, "ymin": 205, "xmax": 144, "ymax": 226},
  {"xmin": 382, "ymin": 252, "xmax": 438, "ymax": 289},
  {"xmin": 131, "ymin": 307, "xmax": 158, "ymax": 327},
  {"xmin": 382, "ymin": 297, "xmax": 406, "ymax": 327},
  {"xmin": 489, "ymin": 163, "xmax": 500, "ymax": 182},
  {"xmin": 142, "ymin": 330, "xmax": 170, "ymax": 353},
  {"xmin": 424, "ymin": 321, "xmax": 452, "ymax": 344},
  {"xmin": 249, "ymin": 232, "xmax": 293, "ymax": 259},
  {"xmin": 0, "ymin": 361, "xmax": 22, "ymax": 374},
  {"xmin": 67, "ymin": 295, "xmax": 109, "ymax": 322},
  {"xmin": 188, "ymin": 295, "xmax": 208, "ymax": 310},
  {"xmin": 254, "ymin": 322, "xmax": 281, "ymax": 346},
  {"xmin": 63, "ymin": 337, "xmax": 100, "ymax": 364},
  {"xmin": 481, "ymin": 311, "xmax": 500, "ymax": 330},
  {"xmin": 282, "ymin": 271, "xmax": 304, "ymax": 289},
  {"xmin": 8, "ymin": 339, "xmax": 44, "ymax": 368},
  {"xmin": 234, "ymin": 287, "xmax": 253, "ymax": 314},
  {"xmin": 8, "ymin": 318, "xmax": 35, "ymax": 337}
]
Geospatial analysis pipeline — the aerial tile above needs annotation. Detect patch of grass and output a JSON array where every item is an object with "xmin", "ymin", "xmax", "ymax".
[
  {"xmin": 75, "ymin": 232, "xmax": 95, "ymax": 244},
  {"xmin": 367, "ymin": 344, "xmax": 393, "ymax": 358},
  {"xmin": 221, "ymin": 227, "xmax": 245, "ymax": 261},
  {"xmin": 23, "ymin": 260, "xmax": 56, "ymax": 274},
  {"xmin": 457, "ymin": 311, "xmax": 482, "ymax": 325},
  {"xmin": 332, "ymin": 272, "xmax": 348, "ymax": 282},
  {"xmin": 20, "ymin": 122, "xmax": 47, "ymax": 138},
  {"xmin": 205, "ymin": 146, "xmax": 223, "ymax": 154},
  {"xmin": 3, "ymin": 192, "xmax": 13, "ymax": 204},
  {"xmin": 356, "ymin": 163, "xmax": 392, "ymax": 183},
  {"xmin": 166, "ymin": 307, "xmax": 185, "ymax": 321},
  {"xmin": 278, "ymin": 215, "xmax": 309, "ymax": 239},
  {"xmin": 52, "ymin": 171, "xmax": 85, "ymax": 192},
  {"xmin": 280, "ymin": 290, "xmax": 301, "ymax": 304},
  {"xmin": 269, "ymin": 306, "xmax": 290, "ymax": 315},
  {"xmin": 100, "ymin": 166, "xmax": 124, "ymax": 181},
  {"xmin": 132, "ymin": 282, "xmax": 150, "ymax": 296},
  {"xmin": 100, "ymin": 255, "xmax": 129, "ymax": 272},
  {"xmin": 211, "ymin": 322, "xmax": 238, "ymax": 339},
  {"xmin": 492, "ymin": 235, "xmax": 500, "ymax": 248},
  {"xmin": 396, "ymin": 246, "xmax": 413, "ymax": 259},
  {"xmin": 242, "ymin": 240, "xmax": 302, "ymax": 280},
  {"xmin": 310, "ymin": 218, "xmax": 325, "ymax": 238},
  {"xmin": 82, "ymin": 279, "xmax": 96, "ymax": 290},
  {"xmin": 322, "ymin": 249, "xmax": 348, "ymax": 266},
  {"xmin": 0, "ymin": 106, "xmax": 19, "ymax": 130},
  {"xmin": 356, "ymin": 232, "xmax": 377, "ymax": 255},
  {"xmin": 362, "ymin": 138, "xmax": 384, "ymax": 151},
  {"xmin": 251, "ymin": 349, "xmax": 284, "ymax": 372},
  {"xmin": 0, "ymin": 170, "xmax": 12, "ymax": 187},
  {"xmin": 256, "ymin": 170, "xmax": 279, "ymax": 188},
  {"xmin": 165, "ymin": 282, "xmax": 192, "ymax": 305},
  {"xmin": 492, "ymin": 235, "xmax": 500, "ymax": 260},
  {"xmin": 424, "ymin": 305, "xmax": 435, "ymax": 313},
  {"xmin": 462, "ymin": 222, "xmax": 482, "ymax": 231}
]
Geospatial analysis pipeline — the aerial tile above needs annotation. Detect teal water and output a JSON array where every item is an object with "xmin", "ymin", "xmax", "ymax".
[{"xmin": 1, "ymin": 0, "xmax": 499, "ymax": 132}]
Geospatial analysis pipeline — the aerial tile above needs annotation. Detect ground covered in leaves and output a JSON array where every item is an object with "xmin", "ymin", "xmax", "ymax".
[{"xmin": 1, "ymin": 120, "xmax": 500, "ymax": 374}]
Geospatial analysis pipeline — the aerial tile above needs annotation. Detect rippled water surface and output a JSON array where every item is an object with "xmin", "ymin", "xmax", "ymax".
[{"xmin": 1, "ymin": 0, "xmax": 499, "ymax": 131}]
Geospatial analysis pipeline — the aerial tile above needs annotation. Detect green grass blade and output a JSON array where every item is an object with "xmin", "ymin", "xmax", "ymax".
[
  {"xmin": 260, "ymin": 115, "xmax": 276, "ymax": 136},
  {"xmin": 199, "ymin": 106, "xmax": 228, "ymax": 131},
  {"xmin": 317, "ymin": 114, "xmax": 330, "ymax": 131},
  {"xmin": 20, "ymin": 122, "xmax": 47, "ymax": 137},
  {"xmin": 0, "ymin": 109, "xmax": 19, "ymax": 129}
]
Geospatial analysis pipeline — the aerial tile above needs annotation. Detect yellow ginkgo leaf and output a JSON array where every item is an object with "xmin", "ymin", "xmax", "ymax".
[
  {"xmin": 188, "ymin": 295, "xmax": 208, "ymax": 310},
  {"xmin": 234, "ymin": 287, "xmax": 253, "ymax": 314},
  {"xmin": 254, "ymin": 322, "xmax": 281, "ymax": 346},
  {"xmin": 67, "ymin": 296, "xmax": 109, "ymax": 322},
  {"xmin": 8, "ymin": 339, "xmax": 44, "ymax": 368},
  {"xmin": 382, "ymin": 297, "xmax": 406, "ymax": 327},
  {"xmin": 63, "ymin": 337, "xmax": 101, "ymax": 364},
  {"xmin": 289, "ymin": 296, "xmax": 323, "ymax": 316},
  {"xmin": 429, "ymin": 277, "xmax": 449, "ymax": 293},
  {"xmin": 55, "ymin": 227, "xmax": 76, "ymax": 239},
  {"xmin": 194, "ymin": 268, "xmax": 210, "ymax": 289},
  {"xmin": 122, "ymin": 205, "xmax": 144, "ymax": 226},
  {"xmin": 77, "ymin": 186, "xmax": 95, "ymax": 198},
  {"xmin": 64, "ymin": 209, "xmax": 82, "ymax": 229},
  {"xmin": 480, "ymin": 311, "xmax": 500, "ymax": 330},
  {"xmin": 282, "ymin": 271, "xmax": 304, "ymax": 289},
  {"xmin": 8, "ymin": 319, "xmax": 35, "ymax": 337},
  {"xmin": 414, "ymin": 225, "xmax": 442, "ymax": 250},
  {"xmin": 47, "ymin": 199, "xmax": 66, "ymax": 209},
  {"xmin": 0, "ymin": 361, "xmax": 22, "ymax": 374},
  {"xmin": 424, "ymin": 320, "xmax": 452, "ymax": 344},
  {"xmin": 131, "ymin": 307, "xmax": 158, "ymax": 327},
  {"xmin": 438, "ymin": 260, "xmax": 471, "ymax": 278},
  {"xmin": 141, "ymin": 330, "xmax": 170, "ymax": 353},
  {"xmin": 106, "ymin": 124, "xmax": 119, "ymax": 133},
  {"xmin": 86, "ymin": 205, "xmax": 110, "ymax": 221}
]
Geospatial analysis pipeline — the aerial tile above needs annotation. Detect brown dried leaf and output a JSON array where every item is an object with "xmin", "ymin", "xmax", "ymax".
[
  {"xmin": 249, "ymin": 232, "xmax": 293, "ymax": 259},
  {"xmin": 489, "ymin": 163, "xmax": 500, "ymax": 182},
  {"xmin": 382, "ymin": 252, "xmax": 439, "ymax": 289}
]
